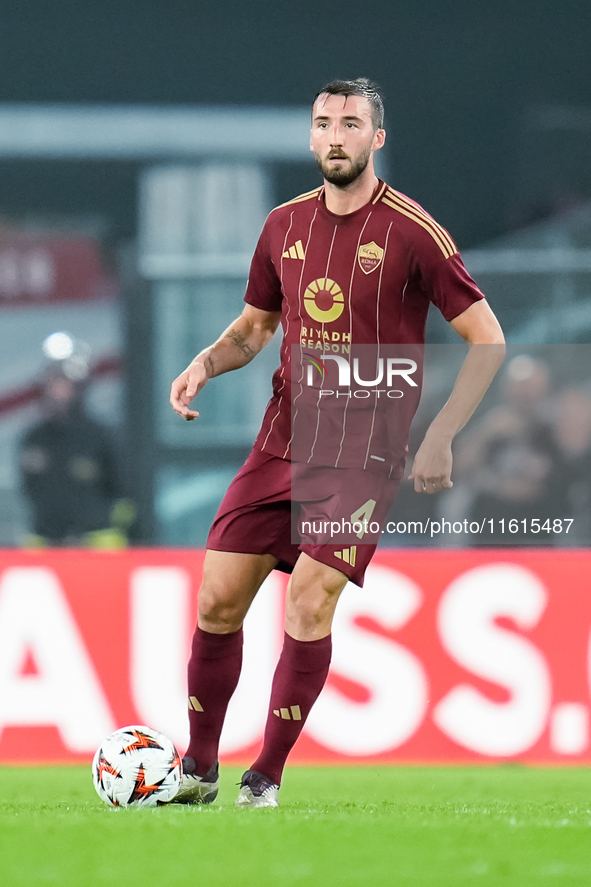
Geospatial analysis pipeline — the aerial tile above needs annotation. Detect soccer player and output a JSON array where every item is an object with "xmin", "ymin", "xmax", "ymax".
[{"xmin": 169, "ymin": 78, "xmax": 505, "ymax": 807}]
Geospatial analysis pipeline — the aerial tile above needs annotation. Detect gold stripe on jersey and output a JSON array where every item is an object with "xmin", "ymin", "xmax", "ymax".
[
  {"xmin": 383, "ymin": 195, "xmax": 455, "ymax": 259},
  {"xmin": 289, "ymin": 189, "xmax": 323, "ymax": 205},
  {"xmin": 372, "ymin": 181, "xmax": 388, "ymax": 204},
  {"xmin": 383, "ymin": 195, "xmax": 451, "ymax": 258},
  {"xmin": 383, "ymin": 190, "xmax": 457, "ymax": 258},
  {"xmin": 387, "ymin": 189, "xmax": 457, "ymax": 255},
  {"xmin": 384, "ymin": 188, "xmax": 458, "ymax": 256},
  {"xmin": 277, "ymin": 187, "xmax": 323, "ymax": 209},
  {"xmin": 389, "ymin": 188, "xmax": 458, "ymax": 255}
]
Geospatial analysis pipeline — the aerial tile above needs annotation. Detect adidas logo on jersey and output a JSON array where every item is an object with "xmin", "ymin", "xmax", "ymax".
[
  {"xmin": 334, "ymin": 546, "xmax": 357, "ymax": 566},
  {"xmin": 282, "ymin": 240, "xmax": 305, "ymax": 260}
]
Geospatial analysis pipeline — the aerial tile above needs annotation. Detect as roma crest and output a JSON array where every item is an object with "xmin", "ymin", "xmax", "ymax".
[{"xmin": 358, "ymin": 241, "xmax": 384, "ymax": 274}]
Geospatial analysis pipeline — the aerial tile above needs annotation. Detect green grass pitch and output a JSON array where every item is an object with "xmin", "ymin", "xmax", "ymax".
[{"xmin": 1, "ymin": 764, "xmax": 591, "ymax": 886}]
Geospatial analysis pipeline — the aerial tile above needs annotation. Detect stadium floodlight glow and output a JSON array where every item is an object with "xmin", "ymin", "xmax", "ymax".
[{"xmin": 43, "ymin": 331, "xmax": 75, "ymax": 361}]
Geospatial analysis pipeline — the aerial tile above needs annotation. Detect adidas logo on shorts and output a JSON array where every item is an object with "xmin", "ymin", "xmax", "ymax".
[{"xmin": 334, "ymin": 546, "xmax": 357, "ymax": 566}]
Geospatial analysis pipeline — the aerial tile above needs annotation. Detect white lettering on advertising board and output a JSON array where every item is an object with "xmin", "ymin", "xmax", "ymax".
[
  {"xmin": 306, "ymin": 566, "xmax": 429, "ymax": 754},
  {"xmin": 130, "ymin": 567, "xmax": 193, "ymax": 748},
  {"xmin": 0, "ymin": 567, "xmax": 116, "ymax": 751},
  {"xmin": 0, "ymin": 559, "xmax": 571, "ymax": 760},
  {"xmin": 433, "ymin": 563, "xmax": 551, "ymax": 756}
]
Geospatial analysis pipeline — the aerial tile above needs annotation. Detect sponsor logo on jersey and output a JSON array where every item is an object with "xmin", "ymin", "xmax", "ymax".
[
  {"xmin": 300, "ymin": 326, "xmax": 352, "ymax": 354},
  {"xmin": 282, "ymin": 240, "xmax": 306, "ymax": 260},
  {"xmin": 357, "ymin": 241, "xmax": 384, "ymax": 274},
  {"xmin": 303, "ymin": 278, "xmax": 344, "ymax": 323}
]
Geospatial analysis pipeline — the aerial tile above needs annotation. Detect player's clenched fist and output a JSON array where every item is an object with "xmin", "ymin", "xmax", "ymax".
[{"xmin": 170, "ymin": 358, "xmax": 209, "ymax": 421}]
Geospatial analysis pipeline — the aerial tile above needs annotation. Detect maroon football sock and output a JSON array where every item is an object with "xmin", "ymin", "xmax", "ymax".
[
  {"xmin": 185, "ymin": 625, "xmax": 243, "ymax": 776},
  {"xmin": 251, "ymin": 632, "xmax": 332, "ymax": 785}
]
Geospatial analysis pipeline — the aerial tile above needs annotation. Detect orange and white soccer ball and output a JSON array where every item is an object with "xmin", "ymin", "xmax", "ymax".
[{"xmin": 92, "ymin": 725, "xmax": 182, "ymax": 807}]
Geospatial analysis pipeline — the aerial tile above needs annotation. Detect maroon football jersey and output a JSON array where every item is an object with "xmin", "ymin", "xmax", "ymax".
[{"xmin": 244, "ymin": 180, "xmax": 484, "ymax": 474}]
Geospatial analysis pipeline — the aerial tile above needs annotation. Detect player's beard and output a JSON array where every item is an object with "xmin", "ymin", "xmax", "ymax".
[{"xmin": 315, "ymin": 144, "xmax": 373, "ymax": 187}]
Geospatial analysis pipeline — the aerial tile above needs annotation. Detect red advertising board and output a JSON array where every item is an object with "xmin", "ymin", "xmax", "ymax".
[
  {"xmin": 0, "ymin": 229, "xmax": 115, "ymax": 306},
  {"xmin": 0, "ymin": 548, "xmax": 590, "ymax": 764}
]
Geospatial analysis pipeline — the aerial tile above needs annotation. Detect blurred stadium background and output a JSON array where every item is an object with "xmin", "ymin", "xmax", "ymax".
[{"xmin": 1, "ymin": 1, "xmax": 591, "ymax": 773}]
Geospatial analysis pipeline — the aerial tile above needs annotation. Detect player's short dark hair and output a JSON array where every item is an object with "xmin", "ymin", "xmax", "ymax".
[{"xmin": 313, "ymin": 78, "xmax": 385, "ymax": 130}]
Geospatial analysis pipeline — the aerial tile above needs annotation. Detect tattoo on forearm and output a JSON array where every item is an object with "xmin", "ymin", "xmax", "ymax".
[
  {"xmin": 206, "ymin": 354, "xmax": 215, "ymax": 378},
  {"xmin": 225, "ymin": 327, "xmax": 256, "ymax": 361}
]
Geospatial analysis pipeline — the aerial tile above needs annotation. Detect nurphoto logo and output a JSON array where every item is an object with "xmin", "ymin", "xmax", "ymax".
[{"xmin": 303, "ymin": 352, "xmax": 418, "ymax": 399}]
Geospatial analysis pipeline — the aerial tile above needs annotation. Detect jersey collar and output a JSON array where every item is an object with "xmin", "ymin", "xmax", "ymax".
[{"xmin": 318, "ymin": 179, "xmax": 386, "ymax": 221}]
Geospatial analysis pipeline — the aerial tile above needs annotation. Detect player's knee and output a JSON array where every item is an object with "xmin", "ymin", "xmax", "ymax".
[
  {"xmin": 288, "ymin": 576, "xmax": 344, "ymax": 626},
  {"xmin": 307, "ymin": 586, "xmax": 340, "ymax": 615},
  {"xmin": 198, "ymin": 582, "xmax": 245, "ymax": 632}
]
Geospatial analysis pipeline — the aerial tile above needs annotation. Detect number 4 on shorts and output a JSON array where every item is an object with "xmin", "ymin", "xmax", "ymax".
[{"xmin": 350, "ymin": 499, "xmax": 377, "ymax": 539}]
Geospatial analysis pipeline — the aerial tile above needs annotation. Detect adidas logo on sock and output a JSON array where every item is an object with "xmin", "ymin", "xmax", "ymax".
[
  {"xmin": 188, "ymin": 696, "xmax": 203, "ymax": 712},
  {"xmin": 272, "ymin": 705, "xmax": 302, "ymax": 720}
]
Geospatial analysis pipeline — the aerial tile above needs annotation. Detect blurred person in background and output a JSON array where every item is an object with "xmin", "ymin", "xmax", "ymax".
[
  {"xmin": 18, "ymin": 332, "xmax": 134, "ymax": 547},
  {"xmin": 552, "ymin": 386, "xmax": 591, "ymax": 544},
  {"xmin": 455, "ymin": 354, "xmax": 568, "ymax": 545}
]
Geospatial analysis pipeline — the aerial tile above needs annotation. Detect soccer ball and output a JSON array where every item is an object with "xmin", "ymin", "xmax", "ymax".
[{"xmin": 92, "ymin": 725, "xmax": 182, "ymax": 808}]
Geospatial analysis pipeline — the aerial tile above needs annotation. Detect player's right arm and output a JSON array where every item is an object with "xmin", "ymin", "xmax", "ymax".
[{"xmin": 169, "ymin": 303, "xmax": 282, "ymax": 421}]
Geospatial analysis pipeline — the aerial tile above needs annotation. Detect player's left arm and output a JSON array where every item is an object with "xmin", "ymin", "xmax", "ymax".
[{"xmin": 409, "ymin": 300, "xmax": 505, "ymax": 494}]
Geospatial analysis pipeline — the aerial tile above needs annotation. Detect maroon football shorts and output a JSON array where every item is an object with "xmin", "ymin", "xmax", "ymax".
[{"xmin": 207, "ymin": 447, "xmax": 401, "ymax": 587}]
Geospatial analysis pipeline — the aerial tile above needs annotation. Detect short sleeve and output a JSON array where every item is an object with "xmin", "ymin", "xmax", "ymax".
[
  {"xmin": 244, "ymin": 218, "xmax": 283, "ymax": 312},
  {"xmin": 426, "ymin": 252, "xmax": 485, "ymax": 321},
  {"xmin": 409, "ymin": 220, "xmax": 485, "ymax": 321},
  {"xmin": 419, "ymin": 249, "xmax": 484, "ymax": 321}
]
